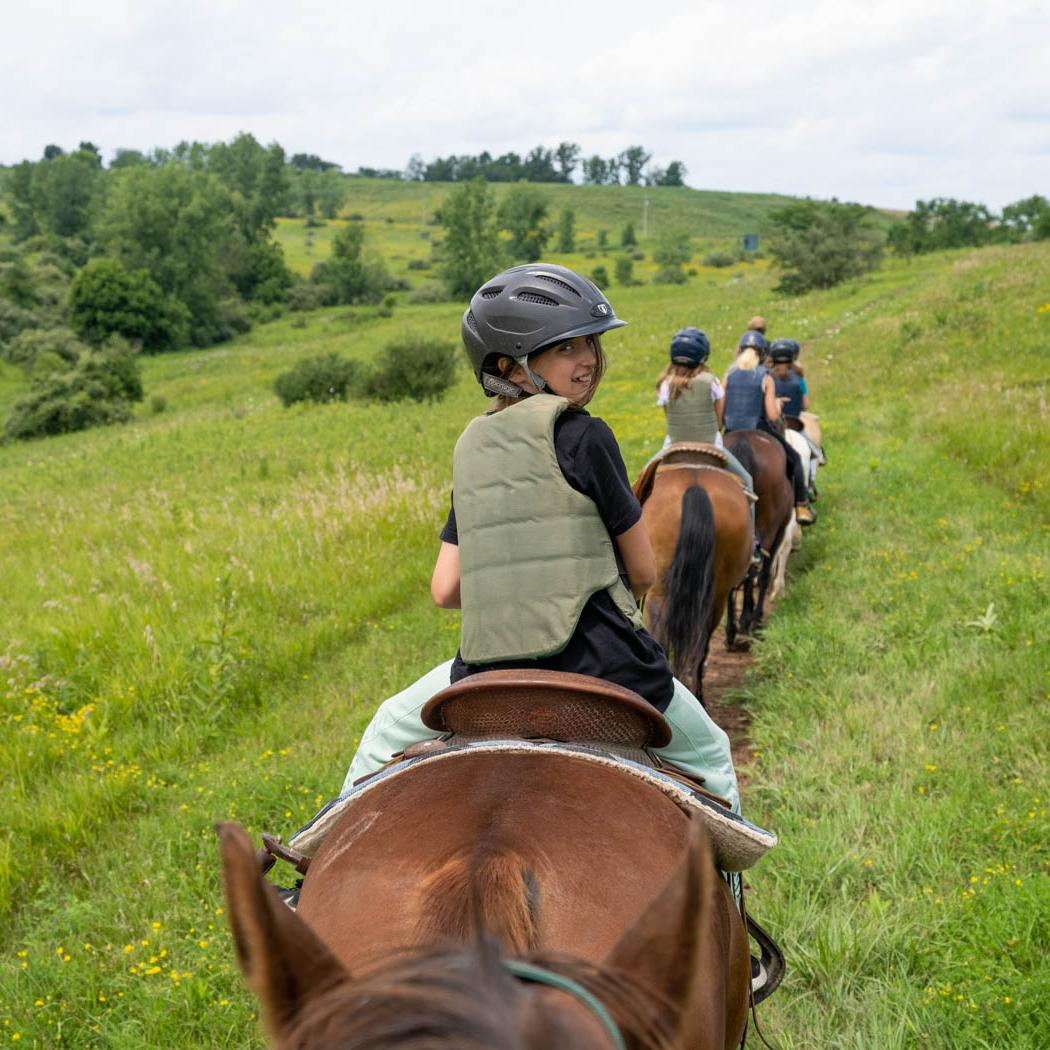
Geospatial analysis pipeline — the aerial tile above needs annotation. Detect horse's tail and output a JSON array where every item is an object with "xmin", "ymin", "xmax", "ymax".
[
  {"xmin": 663, "ymin": 486, "xmax": 716, "ymax": 683},
  {"xmin": 725, "ymin": 433, "xmax": 756, "ymax": 483},
  {"xmin": 415, "ymin": 848, "xmax": 539, "ymax": 955}
]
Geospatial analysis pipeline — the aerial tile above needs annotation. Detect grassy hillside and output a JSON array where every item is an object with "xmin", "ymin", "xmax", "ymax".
[
  {"xmin": 0, "ymin": 242, "xmax": 1046, "ymax": 1046},
  {"xmin": 272, "ymin": 177, "xmax": 882, "ymax": 281}
]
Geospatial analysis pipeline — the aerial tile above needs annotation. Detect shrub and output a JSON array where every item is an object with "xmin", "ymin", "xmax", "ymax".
[
  {"xmin": 769, "ymin": 199, "xmax": 884, "ymax": 294},
  {"xmin": 702, "ymin": 252, "xmax": 735, "ymax": 268},
  {"xmin": 273, "ymin": 353, "xmax": 358, "ymax": 407},
  {"xmin": 631, "ymin": 250, "xmax": 645, "ymax": 261},
  {"xmin": 590, "ymin": 265, "xmax": 610, "ymax": 289},
  {"xmin": 6, "ymin": 327, "xmax": 85, "ymax": 370},
  {"xmin": 653, "ymin": 266, "xmax": 688, "ymax": 285},
  {"xmin": 150, "ymin": 394, "xmax": 168, "ymax": 414},
  {"xmin": 408, "ymin": 282, "xmax": 451, "ymax": 305},
  {"xmin": 357, "ymin": 335, "xmax": 457, "ymax": 403},
  {"xmin": 406, "ymin": 258, "xmax": 431, "ymax": 270},
  {"xmin": 614, "ymin": 257, "xmax": 636, "ymax": 286},
  {"xmin": 621, "ymin": 222, "xmax": 637, "ymax": 248},
  {"xmin": 597, "ymin": 229, "xmax": 609, "ymax": 250},
  {"xmin": 4, "ymin": 340, "xmax": 143, "ymax": 441},
  {"xmin": 286, "ymin": 282, "xmax": 323, "ymax": 312}
]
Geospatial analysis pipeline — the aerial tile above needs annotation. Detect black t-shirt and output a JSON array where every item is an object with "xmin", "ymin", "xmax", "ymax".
[{"xmin": 440, "ymin": 407, "xmax": 675, "ymax": 711}]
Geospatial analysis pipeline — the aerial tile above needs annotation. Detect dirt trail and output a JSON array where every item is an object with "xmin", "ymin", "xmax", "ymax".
[{"xmin": 700, "ymin": 600, "xmax": 778, "ymax": 778}]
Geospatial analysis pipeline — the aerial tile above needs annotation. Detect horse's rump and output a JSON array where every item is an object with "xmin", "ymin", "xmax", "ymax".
[{"xmin": 297, "ymin": 749, "xmax": 702, "ymax": 972}]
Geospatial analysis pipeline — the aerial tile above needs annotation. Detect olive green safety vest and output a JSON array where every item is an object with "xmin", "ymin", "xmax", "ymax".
[
  {"xmin": 665, "ymin": 372, "xmax": 719, "ymax": 444},
  {"xmin": 453, "ymin": 395, "xmax": 643, "ymax": 664}
]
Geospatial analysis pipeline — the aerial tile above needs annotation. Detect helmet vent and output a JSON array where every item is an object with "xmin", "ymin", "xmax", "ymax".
[
  {"xmin": 534, "ymin": 274, "xmax": 582, "ymax": 298},
  {"xmin": 465, "ymin": 310, "xmax": 480, "ymax": 332},
  {"xmin": 480, "ymin": 286, "xmax": 503, "ymax": 299},
  {"xmin": 516, "ymin": 291, "xmax": 559, "ymax": 306}
]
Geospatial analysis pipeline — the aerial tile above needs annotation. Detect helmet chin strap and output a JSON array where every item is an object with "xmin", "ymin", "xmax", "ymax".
[
  {"xmin": 480, "ymin": 356, "xmax": 550, "ymax": 399},
  {"xmin": 515, "ymin": 355, "xmax": 548, "ymax": 393}
]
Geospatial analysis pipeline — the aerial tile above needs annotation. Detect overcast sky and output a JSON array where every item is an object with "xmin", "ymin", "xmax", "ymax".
[{"xmin": 4, "ymin": 0, "xmax": 1047, "ymax": 209}]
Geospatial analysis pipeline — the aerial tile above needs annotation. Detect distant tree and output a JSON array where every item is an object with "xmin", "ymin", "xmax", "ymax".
[
  {"xmin": 887, "ymin": 198, "xmax": 998, "ymax": 255},
  {"xmin": 557, "ymin": 207, "xmax": 576, "ymax": 253},
  {"xmin": 581, "ymin": 156, "xmax": 609, "ymax": 185},
  {"xmin": 316, "ymin": 169, "xmax": 348, "ymax": 219},
  {"xmin": 43, "ymin": 145, "xmax": 65, "ymax": 161},
  {"xmin": 404, "ymin": 153, "xmax": 426, "ymax": 181},
  {"xmin": 110, "ymin": 149, "xmax": 148, "ymax": 169},
  {"xmin": 614, "ymin": 256, "xmax": 636, "ymax": 286},
  {"xmin": 648, "ymin": 160, "xmax": 687, "ymax": 187},
  {"xmin": 289, "ymin": 153, "xmax": 340, "ymax": 172},
  {"xmin": 1000, "ymin": 195, "xmax": 1050, "ymax": 241},
  {"xmin": 206, "ymin": 132, "xmax": 289, "ymax": 241},
  {"xmin": 590, "ymin": 265, "xmax": 610, "ymax": 290},
  {"xmin": 652, "ymin": 229, "xmax": 692, "ymax": 278},
  {"xmin": 100, "ymin": 164, "xmax": 238, "ymax": 345},
  {"xmin": 311, "ymin": 223, "xmax": 389, "ymax": 305},
  {"xmin": 523, "ymin": 147, "xmax": 558, "ymax": 182},
  {"xmin": 78, "ymin": 142, "xmax": 103, "ymax": 166},
  {"xmin": 769, "ymin": 199, "xmax": 884, "ymax": 294},
  {"xmin": 437, "ymin": 178, "xmax": 505, "ymax": 297},
  {"xmin": 606, "ymin": 156, "xmax": 622, "ymax": 185},
  {"xmin": 555, "ymin": 142, "xmax": 581, "ymax": 182},
  {"xmin": 621, "ymin": 222, "xmax": 637, "ymax": 248},
  {"xmin": 619, "ymin": 146, "xmax": 652, "ymax": 187},
  {"xmin": 15, "ymin": 149, "xmax": 106, "ymax": 239},
  {"xmin": 597, "ymin": 229, "xmax": 609, "ymax": 250},
  {"xmin": 69, "ymin": 258, "xmax": 188, "ymax": 352},
  {"xmin": 498, "ymin": 183, "xmax": 550, "ymax": 261}
]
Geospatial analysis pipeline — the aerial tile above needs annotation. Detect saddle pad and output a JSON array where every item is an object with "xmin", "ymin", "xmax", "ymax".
[{"xmin": 290, "ymin": 741, "xmax": 777, "ymax": 872}]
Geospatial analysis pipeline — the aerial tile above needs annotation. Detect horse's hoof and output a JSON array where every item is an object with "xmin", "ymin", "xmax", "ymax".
[{"xmin": 726, "ymin": 635, "xmax": 751, "ymax": 653}]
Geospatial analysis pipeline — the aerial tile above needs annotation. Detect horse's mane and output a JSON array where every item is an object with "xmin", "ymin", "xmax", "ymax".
[{"xmin": 283, "ymin": 940, "xmax": 676, "ymax": 1050}]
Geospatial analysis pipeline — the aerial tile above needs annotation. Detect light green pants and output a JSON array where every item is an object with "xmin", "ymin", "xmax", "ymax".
[{"xmin": 342, "ymin": 661, "xmax": 740, "ymax": 813}]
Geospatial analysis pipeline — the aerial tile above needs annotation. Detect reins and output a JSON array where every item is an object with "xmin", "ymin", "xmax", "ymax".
[{"xmin": 504, "ymin": 960, "xmax": 627, "ymax": 1050}]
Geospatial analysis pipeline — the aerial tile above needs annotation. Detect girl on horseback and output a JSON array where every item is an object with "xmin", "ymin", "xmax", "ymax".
[
  {"xmin": 723, "ymin": 340, "xmax": 816, "ymax": 525},
  {"xmin": 654, "ymin": 327, "xmax": 755, "ymax": 495},
  {"xmin": 343, "ymin": 264, "xmax": 739, "ymax": 811}
]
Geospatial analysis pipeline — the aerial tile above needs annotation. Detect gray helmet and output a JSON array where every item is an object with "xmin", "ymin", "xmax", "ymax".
[
  {"xmin": 462, "ymin": 263, "xmax": 626, "ymax": 396},
  {"xmin": 769, "ymin": 338, "xmax": 799, "ymax": 363}
]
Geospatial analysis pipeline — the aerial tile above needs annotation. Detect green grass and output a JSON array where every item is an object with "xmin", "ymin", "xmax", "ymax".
[{"xmin": 0, "ymin": 242, "xmax": 1047, "ymax": 1046}]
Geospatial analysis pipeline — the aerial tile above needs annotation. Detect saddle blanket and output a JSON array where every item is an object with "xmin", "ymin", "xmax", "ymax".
[{"xmin": 290, "ymin": 740, "xmax": 777, "ymax": 872}]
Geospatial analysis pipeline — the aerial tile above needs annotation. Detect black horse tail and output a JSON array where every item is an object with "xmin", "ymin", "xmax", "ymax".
[
  {"xmin": 663, "ymin": 486, "xmax": 716, "ymax": 685},
  {"xmin": 725, "ymin": 432, "xmax": 756, "ymax": 482}
]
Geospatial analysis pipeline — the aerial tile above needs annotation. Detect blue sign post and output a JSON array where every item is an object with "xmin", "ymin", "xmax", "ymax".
[{"xmin": 742, "ymin": 233, "xmax": 759, "ymax": 253}]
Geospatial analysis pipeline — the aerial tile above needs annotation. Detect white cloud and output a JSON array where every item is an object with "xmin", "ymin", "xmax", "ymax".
[{"xmin": 3, "ymin": 0, "xmax": 1048, "ymax": 207}]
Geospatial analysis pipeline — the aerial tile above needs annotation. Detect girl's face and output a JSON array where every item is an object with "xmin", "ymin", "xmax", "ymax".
[{"xmin": 505, "ymin": 335, "xmax": 602, "ymax": 406}]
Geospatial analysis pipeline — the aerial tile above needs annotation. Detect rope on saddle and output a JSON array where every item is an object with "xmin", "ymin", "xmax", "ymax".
[{"xmin": 505, "ymin": 960, "xmax": 626, "ymax": 1050}]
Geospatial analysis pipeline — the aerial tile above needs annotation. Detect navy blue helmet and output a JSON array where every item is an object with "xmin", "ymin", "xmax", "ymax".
[
  {"xmin": 669, "ymin": 327, "xmax": 711, "ymax": 366},
  {"xmin": 738, "ymin": 330, "xmax": 768, "ymax": 353}
]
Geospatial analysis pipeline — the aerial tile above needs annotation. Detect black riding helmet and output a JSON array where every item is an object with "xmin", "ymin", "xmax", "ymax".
[
  {"xmin": 462, "ymin": 264, "xmax": 627, "ymax": 396},
  {"xmin": 669, "ymin": 327, "xmax": 711, "ymax": 366},
  {"xmin": 768, "ymin": 338, "xmax": 799, "ymax": 364}
]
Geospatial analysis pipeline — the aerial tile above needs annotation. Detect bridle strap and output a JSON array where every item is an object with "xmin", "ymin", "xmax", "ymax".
[{"xmin": 504, "ymin": 960, "xmax": 626, "ymax": 1050}]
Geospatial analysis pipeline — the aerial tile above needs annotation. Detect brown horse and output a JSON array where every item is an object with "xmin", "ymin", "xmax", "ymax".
[
  {"xmin": 220, "ymin": 749, "xmax": 750, "ymax": 1049},
  {"xmin": 634, "ymin": 453, "xmax": 754, "ymax": 700},
  {"xmin": 723, "ymin": 430, "xmax": 793, "ymax": 639}
]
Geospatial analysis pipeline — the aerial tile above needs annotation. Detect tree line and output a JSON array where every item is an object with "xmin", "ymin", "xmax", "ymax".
[{"xmin": 405, "ymin": 143, "xmax": 686, "ymax": 187}]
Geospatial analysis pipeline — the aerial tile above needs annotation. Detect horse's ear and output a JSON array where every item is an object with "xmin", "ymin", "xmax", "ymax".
[
  {"xmin": 217, "ymin": 822, "xmax": 348, "ymax": 1041},
  {"xmin": 602, "ymin": 816, "xmax": 712, "ymax": 1033}
]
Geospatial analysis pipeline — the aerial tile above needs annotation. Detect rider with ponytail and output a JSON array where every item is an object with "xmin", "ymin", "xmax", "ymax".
[
  {"xmin": 343, "ymin": 264, "xmax": 740, "ymax": 810},
  {"xmin": 724, "ymin": 335, "xmax": 816, "ymax": 525},
  {"xmin": 655, "ymin": 326, "xmax": 755, "ymax": 495}
]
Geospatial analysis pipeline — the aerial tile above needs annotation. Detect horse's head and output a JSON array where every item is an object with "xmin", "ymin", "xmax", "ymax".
[{"xmin": 218, "ymin": 818, "xmax": 724, "ymax": 1049}]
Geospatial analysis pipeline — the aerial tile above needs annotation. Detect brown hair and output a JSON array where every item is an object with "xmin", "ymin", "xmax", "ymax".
[{"xmin": 655, "ymin": 361, "xmax": 711, "ymax": 402}]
